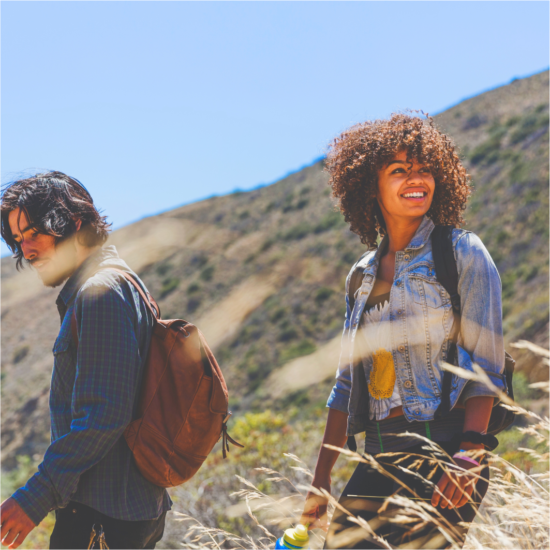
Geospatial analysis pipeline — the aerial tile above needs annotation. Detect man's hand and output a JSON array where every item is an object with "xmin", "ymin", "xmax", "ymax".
[
  {"xmin": 431, "ymin": 457, "xmax": 480, "ymax": 509},
  {"xmin": 301, "ymin": 475, "xmax": 331, "ymax": 531},
  {"xmin": 0, "ymin": 498, "xmax": 36, "ymax": 549}
]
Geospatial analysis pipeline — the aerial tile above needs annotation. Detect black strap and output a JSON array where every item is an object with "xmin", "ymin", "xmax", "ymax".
[
  {"xmin": 450, "ymin": 431, "xmax": 499, "ymax": 452},
  {"xmin": 347, "ymin": 251, "xmax": 371, "ymax": 313},
  {"xmin": 431, "ymin": 226, "xmax": 461, "ymax": 419}
]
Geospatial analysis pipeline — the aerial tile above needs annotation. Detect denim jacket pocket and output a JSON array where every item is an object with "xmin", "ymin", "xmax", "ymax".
[{"xmin": 411, "ymin": 273, "xmax": 447, "ymax": 309}]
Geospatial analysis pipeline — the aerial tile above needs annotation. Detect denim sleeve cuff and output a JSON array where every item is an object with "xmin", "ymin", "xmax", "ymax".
[
  {"xmin": 461, "ymin": 378, "xmax": 505, "ymax": 402},
  {"xmin": 11, "ymin": 471, "xmax": 57, "ymax": 526},
  {"xmin": 326, "ymin": 386, "xmax": 350, "ymax": 414}
]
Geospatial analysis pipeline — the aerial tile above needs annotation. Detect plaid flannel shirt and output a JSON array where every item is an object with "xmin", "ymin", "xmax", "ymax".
[{"xmin": 12, "ymin": 246, "xmax": 171, "ymax": 524}]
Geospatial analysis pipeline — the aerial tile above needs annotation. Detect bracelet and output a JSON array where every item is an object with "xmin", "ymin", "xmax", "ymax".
[{"xmin": 452, "ymin": 452, "xmax": 480, "ymax": 467}]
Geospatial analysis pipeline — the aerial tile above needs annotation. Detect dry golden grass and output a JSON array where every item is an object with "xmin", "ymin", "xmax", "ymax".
[{"xmin": 176, "ymin": 343, "xmax": 549, "ymax": 550}]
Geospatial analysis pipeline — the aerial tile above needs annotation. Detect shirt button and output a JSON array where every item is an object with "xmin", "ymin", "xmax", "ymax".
[
  {"xmin": 414, "ymin": 410, "xmax": 420, "ymax": 415},
  {"xmin": 398, "ymin": 310, "xmax": 403, "ymax": 315},
  {"xmin": 404, "ymin": 254, "xmax": 411, "ymax": 261},
  {"xmin": 404, "ymin": 380, "xmax": 413, "ymax": 389},
  {"xmin": 398, "ymin": 345, "xmax": 405, "ymax": 352}
]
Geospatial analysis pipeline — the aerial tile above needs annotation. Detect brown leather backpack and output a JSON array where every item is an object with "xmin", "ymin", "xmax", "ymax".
[{"xmin": 71, "ymin": 268, "xmax": 243, "ymax": 488}]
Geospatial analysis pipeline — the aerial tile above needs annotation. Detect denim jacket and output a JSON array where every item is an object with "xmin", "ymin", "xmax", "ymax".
[{"xmin": 326, "ymin": 216, "xmax": 506, "ymax": 436}]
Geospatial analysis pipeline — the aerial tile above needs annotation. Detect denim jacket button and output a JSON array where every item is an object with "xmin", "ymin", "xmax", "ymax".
[
  {"xmin": 404, "ymin": 380, "xmax": 413, "ymax": 389},
  {"xmin": 404, "ymin": 254, "xmax": 411, "ymax": 261},
  {"xmin": 398, "ymin": 345, "xmax": 405, "ymax": 352}
]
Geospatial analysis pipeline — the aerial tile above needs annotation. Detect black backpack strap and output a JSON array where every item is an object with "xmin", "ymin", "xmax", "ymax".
[
  {"xmin": 431, "ymin": 226, "xmax": 461, "ymax": 419},
  {"xmin": 431, "ymin": 226, "xmax": 460, "ymax": 314},
  {"xmin": 347, "ymin": 251, "xmax": 371, "ymax": 314}
]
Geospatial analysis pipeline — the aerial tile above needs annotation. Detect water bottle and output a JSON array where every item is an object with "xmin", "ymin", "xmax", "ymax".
[{"xmin": 275, "ymin": 524, "xmax": 310, "ymax": 549}]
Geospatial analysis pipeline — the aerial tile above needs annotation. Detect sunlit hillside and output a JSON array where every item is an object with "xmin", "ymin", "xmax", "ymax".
[{"xmin": 1, "ymin": 70, "xmax": 548, "ymax": 549}]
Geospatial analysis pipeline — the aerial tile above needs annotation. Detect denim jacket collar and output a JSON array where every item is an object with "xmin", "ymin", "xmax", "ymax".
[
  {"xmin": 405, "ymin": 216, "xmax": 435, "ymax": 251},
  {"xmin": 363, "ymin": 216, "xmax": 436, "ymax": 276}
]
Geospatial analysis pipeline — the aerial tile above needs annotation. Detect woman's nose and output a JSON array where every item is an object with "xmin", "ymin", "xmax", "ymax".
[{"xmin": 407, "ymin": 170, "xmax": 424, "ymax": 182}]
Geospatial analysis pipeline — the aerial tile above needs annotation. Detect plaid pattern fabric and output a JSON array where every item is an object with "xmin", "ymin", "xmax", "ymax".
[{"xmin": 12, "ymin": 246, "xmax": 171, "ymax": 524}]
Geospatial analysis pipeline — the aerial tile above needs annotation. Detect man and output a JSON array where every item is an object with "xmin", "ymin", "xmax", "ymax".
[{"xmin": 0, "ymin": 172, "xmax": 170, "ymax": 549}]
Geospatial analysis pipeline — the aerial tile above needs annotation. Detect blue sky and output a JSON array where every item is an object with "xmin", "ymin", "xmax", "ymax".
[{"xmin": 2, "ymin": 1, "xmax": 549, "ymax": 257}]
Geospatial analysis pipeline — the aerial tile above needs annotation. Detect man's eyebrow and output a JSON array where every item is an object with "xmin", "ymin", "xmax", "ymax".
[{"xmin": 13, "ymin": 224, "xmax": 36, "ymax": 241}]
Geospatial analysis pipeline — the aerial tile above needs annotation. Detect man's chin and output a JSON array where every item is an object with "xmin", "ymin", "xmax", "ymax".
[{"xmin": 38, "ymin": 269, "xmax": 72, "ymax": 288}]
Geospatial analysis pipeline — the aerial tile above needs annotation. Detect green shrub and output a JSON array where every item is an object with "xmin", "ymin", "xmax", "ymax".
[
  {"xmin": 470, "ymin": 135, "xmax": 502, "ymax": 165},
  {"xmin": 314, "ymin": 211, "xmax": 345, "ymax": 233},
  {"xmin": 315, "ymin": 287, "xmax": 334, "ymax": 304},
  {"xmin": 187, "ymin": 282, "xmax": 201, "ymax": 294},
  {"xmin": 509, "ymin": 160, "xmax": 530, "ymax": 183},
  {"xmin": 201, "ymin": 265, "xmax": 215, "ymax": 281},
  {"xmin": 269, "ymin": 307, "xmax": 287, "ymax": 323},
  {"xmin": 160, "ymin": 277, "xmax": 179, "ymax": 298},
  {"xmin": 510, "ymin": 112, "xmax": 549, "ymax": 145},
  {"xmin": 280, "ymin": 339, "xmax": 316, "ymax": 363},
  {"xmin": 282, "ymin": 223, "xmax": 312, "ymax": 241},
  {"xmin": 156, "ymin": 263, "xmax": 171, "ymax": 277},
  {"xmin": 278, "ymin": 327, "xmax": 298, "ymax": 342},
  {"xmin": 260, "ymin": 238, "xmax": 275, "ymax": 252},
  {"xmin": 13, "ymin": 345, "xmax": 30, "ymax": 364}
]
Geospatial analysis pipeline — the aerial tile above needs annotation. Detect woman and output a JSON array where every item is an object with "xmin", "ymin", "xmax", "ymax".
[{"xmin": 302, "ymin": 114, "xmax": 506, "ymax": 549}]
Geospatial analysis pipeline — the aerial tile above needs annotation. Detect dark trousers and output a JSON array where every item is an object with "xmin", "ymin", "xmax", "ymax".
[
  {"xmin": 49, "ymin": 501, "xmax": 167, "ymax": 549},
  {"xmin": 325, "ymin": 442, "xmax": 489, "ymax": 549}
]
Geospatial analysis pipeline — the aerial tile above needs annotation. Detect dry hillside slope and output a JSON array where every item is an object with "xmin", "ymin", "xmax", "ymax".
[{"xmin": 2, "ymin": 70, "xmax": 548, "ymax": 468}]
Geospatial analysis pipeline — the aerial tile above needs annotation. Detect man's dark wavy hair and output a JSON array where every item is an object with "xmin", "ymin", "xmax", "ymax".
[{"xmin": 1, "ymin": 171, "xmax": 111, "ymax": 268}]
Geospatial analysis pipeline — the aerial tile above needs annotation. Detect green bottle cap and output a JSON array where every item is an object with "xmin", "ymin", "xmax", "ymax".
[{"xmin": 283, "ymin": 524, "xmax": 309, "ymax": 548}]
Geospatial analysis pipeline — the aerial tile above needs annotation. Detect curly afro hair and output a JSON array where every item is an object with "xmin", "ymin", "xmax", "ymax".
[{"xmin": 325, "ymin": 113, "xmax": 471, "ymax": 249}]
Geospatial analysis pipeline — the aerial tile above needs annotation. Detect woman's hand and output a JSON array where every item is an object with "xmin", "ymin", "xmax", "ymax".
[
  {"xmin": 431, "ymin": 457, "xmax": 480, "ymax": 509},
  {"xmin": 301, "ymin": 475, "xmax": 331, "ymax": 531}
]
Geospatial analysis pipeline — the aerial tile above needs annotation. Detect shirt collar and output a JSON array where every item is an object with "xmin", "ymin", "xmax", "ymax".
[
  {"xmin": 404, "ymin": 216, "xmax": 435, "ymax": 251},
  {"xmin": 57, "ymin": 245, "xmax": 122, "ymax": 308}
]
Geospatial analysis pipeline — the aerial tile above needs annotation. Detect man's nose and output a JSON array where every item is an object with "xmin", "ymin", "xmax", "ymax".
[{"xmin": 21, "ymin": 241, "xmax": 37, "ymax": 261}]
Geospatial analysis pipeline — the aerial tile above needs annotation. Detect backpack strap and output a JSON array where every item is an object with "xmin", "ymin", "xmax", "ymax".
[
  {"xmin": 431, "ymin": 226, "xmax": 461, "ymax": 419},
  {"xmin": 347, "ymin": 251, "xmax": 371, "ymax": 314},
  {"xmin": 70, "ymin": 268, "xmax": 160, "ymax": 347}
]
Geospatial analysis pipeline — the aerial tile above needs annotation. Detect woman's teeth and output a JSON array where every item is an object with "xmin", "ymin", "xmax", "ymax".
[{"xmin": 403, "ymin": 192, "xmax": 425, "ymax": 198}]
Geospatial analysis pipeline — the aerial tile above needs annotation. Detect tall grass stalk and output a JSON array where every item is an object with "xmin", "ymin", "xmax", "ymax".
[{"xmin": 177, "ymin": 344, "xmax": 549, "ymax": 549}]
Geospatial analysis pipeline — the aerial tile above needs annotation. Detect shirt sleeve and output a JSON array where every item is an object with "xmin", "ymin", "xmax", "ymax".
[
  {"xmin": 455, "ymin": 232, "xmax": 506, "ymax": 402},
  {"xmin": 326, "ymin": 268, "xmax": 353, "ymax": 413},
  {"xmin": 12, "ymin": 279, "xmax": 142, "ymax": 525}
]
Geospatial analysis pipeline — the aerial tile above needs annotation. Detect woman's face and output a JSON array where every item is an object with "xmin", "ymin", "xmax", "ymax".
[{"xmin": 376, "ymin": 150, "xmax": 435, "ymax": 223}]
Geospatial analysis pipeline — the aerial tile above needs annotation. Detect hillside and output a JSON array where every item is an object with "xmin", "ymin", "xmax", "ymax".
[{"xmin": 1, "ymin": 70, "xmax": 548, "ymax": 476}]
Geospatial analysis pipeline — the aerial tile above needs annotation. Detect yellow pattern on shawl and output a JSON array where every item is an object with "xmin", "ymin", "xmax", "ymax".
[{"xmin": 368, "ymin": 349, "xmax": 396, "ymax": 400}]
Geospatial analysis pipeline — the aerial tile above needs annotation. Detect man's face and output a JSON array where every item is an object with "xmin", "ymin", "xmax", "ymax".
[{"xmin": 8, "ymin": 208, "xmax": 78, "ymax": 287}]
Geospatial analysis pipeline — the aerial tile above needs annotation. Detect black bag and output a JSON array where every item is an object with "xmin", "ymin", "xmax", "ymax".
[{"xmin": 347, "ymin": 226, "xmax": 515, "ymax": 439}]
